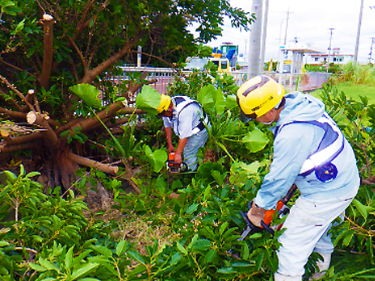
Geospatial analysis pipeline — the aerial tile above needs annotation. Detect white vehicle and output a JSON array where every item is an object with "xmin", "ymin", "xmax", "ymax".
[{"xmin": 184, "ymin": 57, "xmax": 209, "ymax": 70}]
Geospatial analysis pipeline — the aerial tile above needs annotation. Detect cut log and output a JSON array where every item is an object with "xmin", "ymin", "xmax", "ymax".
[{"xmin": 69, "ymin": 152, "xmax": 119, "ymax": 175}]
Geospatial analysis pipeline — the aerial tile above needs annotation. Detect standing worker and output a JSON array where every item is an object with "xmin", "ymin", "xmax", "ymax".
[
  {"xmin": 236, "ymin": 76, "xmax": 360, "ymax": 281},
  {"xmin": 156, "ymin": 94, "xmax": 210, "ymax": 171}
]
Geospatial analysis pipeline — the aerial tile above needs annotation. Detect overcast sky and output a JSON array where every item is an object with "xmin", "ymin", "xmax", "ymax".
[{"xmin": 209, "ymin": 0, "xmax": 375, "ymax": 64}]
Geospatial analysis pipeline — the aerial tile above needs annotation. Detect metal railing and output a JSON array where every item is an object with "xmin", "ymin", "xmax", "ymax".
[{"xmin": 114, "ymin": 67, "xmax": 331, "ymax": 95}]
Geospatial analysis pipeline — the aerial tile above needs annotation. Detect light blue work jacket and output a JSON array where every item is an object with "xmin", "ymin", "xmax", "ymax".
[{"xmin": 254, "ymin": 92, "xmax": 360, "ymax": 210}]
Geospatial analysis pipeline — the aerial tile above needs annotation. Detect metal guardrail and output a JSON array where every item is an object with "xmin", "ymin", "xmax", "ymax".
[
  {"xmin": 113, "ymin": 67, "xmax": 331, "ymax": 95},
  {"xmin": 266, "ymin": 72, "xmax": 332, "ymax": 92}
]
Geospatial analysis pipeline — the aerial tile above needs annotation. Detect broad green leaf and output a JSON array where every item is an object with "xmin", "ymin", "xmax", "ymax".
[
  {"xmin": 217, "ymin": 267, "xmax": 236, "ymax": 274},
  {"xmin": 170, "ymin": 252, "xmax": 182, "ymax": 265},
  {"xmin": 242, "ymin": 128, "xmax": 269, "ymax": 153},
  {"xmin": 26, "ymin": 171, "xmax": 41, "ymax": 178},
  {"xmin": 191, "ymin": 239, "xmax": 211, "ymax": 252},
  {"xmin": 232, "ymin": 261, "xmax": 255, "ymax": 267},
  {"xmin": 39, "ymin": 257, "xmax": 57, "ymax": 271},
  {"xmin": 205, "ymin": 249, "xmax": 217, "ymax": 262},
  {"xmin": 143, "ymin": 145, "xmax": 168, "ymax": 172},
  {"xmin": 73, "ymin": 250, "xmax": 92, "ymax": 268},
  {"xmin": 127, "ymin": 250, "xmax": 146, "ymax": 265},
  {"xmin": 248, "ymin": 233, "xmax": 263, "ymax": 239},
  {"xmin": 189, "ymin": 234, "xmax": 199, "ymax": 250},
  {"xmin": 197, "ymin": 85, "xmax": 215, "ymax": 110},
  {"xmin": 128, "ymin": 264, "xmax": 147, "ymax": 277},
  {"xmin": 0, "ymin": 241, "xmax": 9, "ymax": 247},
  {"xmin": 29, "ymin": 263, "xmax": 47, "ymax": 272},
  {"xmin": 352, "ymin": 199, "xmax": 375, "ymax": 220},
  {"xmin": 231, "ymin": 160, "xmax": 260, "ymax": 174},
  {"xmin": 186, "ymin": 203, "xmax": 199, "ymax": 215},
  {"xmin": 1, "ymin": 0, "xmax": 21, "ymax": 16},
  {"xmin": 212, "ymin": 87, "xmax": 226, "ymax": 115},
  {"xmin": 135, "ymin": 85, "xmax": 161, "ymax": 114},
  {"xmin": 226, "ymin": 94, "xmax": 238, "ymax": 110},
  {"xmin": 91, "ymin": 245, "xmax": 112, "ymax": 258},
  {"xmin": 1, "ymin": 0, "xmax": 16, "ymax": 10},
  {"xmin": 229, "ymin": 160, "xmax": 260, "ymax": 185},
  {"xmin": 342, "ymin": 230, "xmax": 355, "ymax": 246},
  {"xmin": 176, "ymin": 242, "xmax": 188, "ymax": 255},
  {"xmin": 71, "ymin": 263, "xmax": 99, "ymax": 280},
  {"xmin": 203, "ymin": 186, "xmax": 211, "ymax": 200},
  {"xmin": 211, "ymin": 170, "xmax": 226, "ymax": 186},
  {"xmin": 222, "ymin": 227, "xmax": 238, "ymax": 240},
  {"xmin": 19, "ymin": 163, "xmax": 25, "ymax": 176},
  {"xmin": 219, "ymin": 222, "xmax": 229, "ymax": 236},
  {"xmin": 69, "ymin": 84, "xmax": 102, "ymax": 109},
  {"xmin": 333, "ymin": 222, "xmax": 351, "ymax": 246},
  {"xmin": 201, "ymin": 226, "xmax": 216, "ymax": 240},
  {"xmin": 242, "ymin": 243, "xmax": 250, "ymax": 260},
  {"xmin": 13, "ymin": 19, "xmax": 25, "ymax": 34},
  {"xmin": 116, "ymin": 240, "xmax": 128, "ymax": 256},
  {"xmin": 4, "ymin": 170, "xmax": 17, "ymax": 183},
  {"xmin": 65, "ymin": 246, "xmax": 75, "ymax": 270}
]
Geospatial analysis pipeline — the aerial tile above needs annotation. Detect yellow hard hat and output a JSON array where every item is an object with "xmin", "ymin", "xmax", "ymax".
[
  {"xmin": 156, "ymin": 94, "xmax": 171, "ymax": 113},
  {"xmin": 237, "ymin": 75, "xmax": 284, "ymax": 121}
]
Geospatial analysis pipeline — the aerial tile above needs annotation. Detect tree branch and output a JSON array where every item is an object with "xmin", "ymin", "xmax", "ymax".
[
  {"xmin": 67, "ymin": 36, "xmax": 88, "ymax": 72},
  {"xmin": 0, "ymin": 75, "xmax": 35, "ymax": 112},
  {"xmin": 0, "ymin": 107, "xmax": 28, "ymax": 119},
  {"xmin": 39, "ymin": 14, "xmax": 54, "ymax": 89},
  {"xmin": 69, "ymin": 74, "xmax": 149, "ymax": 134},
  {"xmin": 69, "ymin": 152, "xmax": 118, "ymax": 175},
  {"xmin": 0, "ymin": 141, "xmax": 39, "ymax": 153},
  {"xmin": 2, "ymin": 132, "xmax": 43, "ymax": 145},
  {"xmin": 0, "ymin": 59, "xmax": 37, "ymax": 80},
  {"xmin": 80, "ymin": 29, "xmax": 148, "ymax": 84},
  {"xmin": 27, "ymin": 111, "xmax": 59, "ymax": 147}
]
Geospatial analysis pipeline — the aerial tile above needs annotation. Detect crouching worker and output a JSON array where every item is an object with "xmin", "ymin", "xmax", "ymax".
[
  {"xmin": 156, "ymin": 94, "xmax": 210, "ymax": 171},
  {"xmin": 236, "ymin": 76, "xmax": 360, "ymax": 281}
]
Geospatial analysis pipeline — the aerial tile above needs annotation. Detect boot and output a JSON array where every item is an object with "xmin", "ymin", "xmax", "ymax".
[
  {"xmin": 310, "ymin": 254, "xmax": 331, "ymax": 280},
  {"xmin": 274, "ymin": 272, "xmax": 302, "ymax": 281}
]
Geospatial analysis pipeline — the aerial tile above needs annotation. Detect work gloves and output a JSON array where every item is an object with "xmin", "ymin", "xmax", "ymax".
[{"xmin": 247, "ymin": 202, "xmax": 266, "ymax": 227}]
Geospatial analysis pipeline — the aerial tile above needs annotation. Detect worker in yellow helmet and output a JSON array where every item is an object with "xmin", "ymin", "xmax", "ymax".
[
  {"xmin": 156, "ymin": 94, "xmax": 210, "ymax": 171},
  {"xmin": 236, "ymin": 76, "xmax": 360, "ymax": 281}
]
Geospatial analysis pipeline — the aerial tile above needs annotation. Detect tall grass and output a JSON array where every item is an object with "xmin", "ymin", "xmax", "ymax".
[
  {"xmin": 311, "ymin": 62, "xmax": 375, "ymax": 104},
  {"xmin": 331, "ymin": 61, "xmax": 375, "ymax": 85}
]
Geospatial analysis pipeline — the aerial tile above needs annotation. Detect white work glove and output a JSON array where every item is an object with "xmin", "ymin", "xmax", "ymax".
[{"xmin": 247, "ymin": 202, "xmax": 266, "ymax": 227}]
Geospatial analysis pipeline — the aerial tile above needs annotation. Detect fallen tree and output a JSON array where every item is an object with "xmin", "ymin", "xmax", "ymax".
[{"xmin": 0, "ymin": 0, "xmax": 253, "ymax": 192}]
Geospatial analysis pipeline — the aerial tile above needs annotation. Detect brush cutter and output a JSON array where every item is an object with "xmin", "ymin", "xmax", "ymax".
[
  {"xmin": 166, "ymin": 152, "xmax": 188, "ymax": 174},
  {"xmin": 229, "ymin": 185, "xmax": 297, "ymax": 257}
]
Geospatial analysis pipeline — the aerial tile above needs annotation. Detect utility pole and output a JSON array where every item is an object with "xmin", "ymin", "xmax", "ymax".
[
  {"xmin": 278, "ymin": 8, "xmax": 292, "ymax": 77},
  {"xmin": 354, "ymin": 0, "xmax": 364, "ymax": 63},
  {"xmin": 369, "ymin": 37, "xmax": 375, "ymax": 64},
  {"xmin": 247, "ymin": 0, "xmax": 263, "ymax": 79},
  {"xmin": 260, "ymin": 0, "xmax": 269, "ymax": 72},
  {"xmin": 327, "ymin": 28, "xmax": 334, "ymax": 72},
  {"xmin": 137, "ymin": 45, "xmax": 142, "ymax": 67},
  {"xmin": 283, "ymin": 7, "xmax": 291, "ymax": 46}
]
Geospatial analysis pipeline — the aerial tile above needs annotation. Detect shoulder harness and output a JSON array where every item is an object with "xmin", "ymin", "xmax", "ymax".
[{"xmin": 275, "ymin": 113, "xmax": 345, "ymax": 182}]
